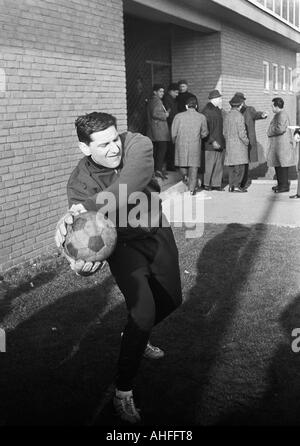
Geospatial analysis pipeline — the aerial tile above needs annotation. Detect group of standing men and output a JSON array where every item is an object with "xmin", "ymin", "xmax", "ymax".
[
  {"xmin": 145, "ymin": 79, "xmax": 296, "ymax": 196},
  {"xmin": 146, "ymin": 79, "xmax": 195, "ymax": 179}
]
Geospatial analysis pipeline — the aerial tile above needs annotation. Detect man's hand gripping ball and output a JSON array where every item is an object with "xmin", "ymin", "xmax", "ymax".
[{"xmin": 55, "ymin": 204, "xmax": 103, "ymax": 276}]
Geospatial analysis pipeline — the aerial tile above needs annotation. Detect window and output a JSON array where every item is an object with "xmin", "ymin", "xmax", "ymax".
[
  {"xmin": 282, "ymin": 0, "xmax": 288, "ymax": 19},
  {"xmin": 280, "ymin": 65, "xmax": 286, "ymax": 91},
  {"xmin": 272, "ymin": 64, "xmax": 278, "ymax": 90},
  {"xmin": 296, "ymin": 0, "xmax": 299, "ymax": 27},
  {"xmin": 288, "ymin": 67, "xmax": 293, "ymax": 91},
  {"xmin": 275, "ymin": 0, "xmax": 281, "ymax": 14},
  {"xmin": 289, "ymin": 0, "xmax": 295, "ymax": 24},
  {"xmin": 247, "ymin": 0, "xmax": 300, "ymax": 30},
  {"xmin": 263, "ymin": 61, "xmax": 270, "ymax": 90}
]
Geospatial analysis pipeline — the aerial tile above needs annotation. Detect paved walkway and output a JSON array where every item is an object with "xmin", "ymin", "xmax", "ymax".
[{"xmin": 161, "ymin": 178, "xmax": 300, "ymax": 228}]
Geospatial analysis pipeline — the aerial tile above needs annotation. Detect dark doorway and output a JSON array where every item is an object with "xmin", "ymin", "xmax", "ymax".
[{"xmin": 124, "ymin": 15, "xmax": 172, "ymax": 134}]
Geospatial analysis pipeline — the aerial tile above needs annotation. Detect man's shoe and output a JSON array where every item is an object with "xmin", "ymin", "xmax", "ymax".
[
  {"xmin": 203, "ymin": 185, "xmax": 212, "ymax": 191},
  {"xmin": 290, "ymin": 194, "xmax": 300, "ymax": 199},
  {"xmin": 143, "ymin": 342, "xmax": 165, "ymax": 359},
  {"xmin": 212, "ymin": 186, "xmax": 225, "ymax": 191},
  {"xmin": 229, "ymin": 186, "xmax": 247, "ymax": 193},
  {"xmin": 272, "ymin": 181, "xmax": 290, "ymax": 191},
  {"xmin": 182, "ymin": 175, "xmax": 188, "ymax": 185},
  {"xmin": 113, "ymin": 390, "xmax": 141, "ymax": 424},
  {"xmin": 155, "ymin": 170, "xmax": 164, "ymax": 179},
  {"xmin": 274, "ymin": 187, "xmax": 290, "ymax": 193}
]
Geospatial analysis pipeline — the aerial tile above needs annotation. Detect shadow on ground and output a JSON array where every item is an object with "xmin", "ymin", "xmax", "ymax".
[
  {"xmin": 0, "ymin": 271, "xmax": 57, "ymax": 321},
  {"xmin": 217, "ymin": 292, "xmax": 300, "ymax": 426},
  {"xmin": 1, "ymin": 219, "xmax": 299, "ymax": 425},
  {"xmin": 0, "ymin": 273, "xmax": 126, "ymax": 425}
]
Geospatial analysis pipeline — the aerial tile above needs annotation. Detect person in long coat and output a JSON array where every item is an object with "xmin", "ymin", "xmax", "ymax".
[
  {"xmin": 201, "ymin": 89, "xmax": 226, "ymax": 191},
  {"xmin": 267, "ymin": 97, "xmax": 295, "ymax": 193},
  {"xmin": 223, "ymin": 94, "xmax": 249, "ymax": 192},
  {"xmin": 147, "ymin": 84, "xmax": 170, "ymax": 179},
  {"xmin": 234, "ymin": 92, "xmax": 268, "ymax": 188},
  {"xmin": 290, "ymin": 128, "xmax": 300, "ymax": 199},
  {"xmin": 163, "ymin": 82, "xmax": 179, "ymax": 171},
  {"xmin": 171, "ymin": 96, "xmax": 208, "ymax": 194}
]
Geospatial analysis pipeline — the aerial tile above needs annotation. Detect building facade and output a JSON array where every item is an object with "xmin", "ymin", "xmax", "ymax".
[{"xmin": 0, "ymin": 0, "xmax": 299, "ymax": 271}]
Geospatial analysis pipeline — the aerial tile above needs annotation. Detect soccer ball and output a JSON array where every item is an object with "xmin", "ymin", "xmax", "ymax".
[{"xmin": 63, "ymin": 211, "xmax": 117, "ymax": 262}]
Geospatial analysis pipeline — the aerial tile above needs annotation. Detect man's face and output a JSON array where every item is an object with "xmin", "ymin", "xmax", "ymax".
[
  {"xmin": 86, "ymin": 126, "xmax": 122, "ymax": 168},
  {"xmin": 272, "ymin": 104, "xmax": 279, "ymax": 114},
  {"xmin": 154, "ymin": 88, "xmax": 164, "ymax": 99},
  {"xmin": 169, "ymin": 89, "xmax": 179, "ymax": 99},
  {"xmin": 179, "ymin": 83, "xmax": 188, "ymax": 93},
  {"xmin": 211, "ymin": 97, "xmax": 222, "ymax": 109},
  {"xmin": 215, "ymin": 97, "xmax": 222, "ymax": 109}
]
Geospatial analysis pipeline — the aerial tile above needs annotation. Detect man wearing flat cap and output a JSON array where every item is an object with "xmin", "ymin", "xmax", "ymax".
[
  {"xmin": 201, "ymin": 89, "xmax": 226, "ymax": 191},
  {"xmin": 235, "ymin": 92, "xmax": 268, "ymax": 188},
  {"xmin": 223, "ymin": 94, "xmax": 249, "ymax": 192},
  {"xmin": 177, "ymin": 79, "xmax": 198, "ymax": 113}
]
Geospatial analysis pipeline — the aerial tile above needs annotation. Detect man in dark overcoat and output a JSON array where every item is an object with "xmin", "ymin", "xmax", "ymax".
[
  {"xmin": 201, "ymin": 89, "xmax": 225, "ymax": 191},
  {"xmin": 234, "ymin": 92, "xmax": 268, "ymax": 188}
]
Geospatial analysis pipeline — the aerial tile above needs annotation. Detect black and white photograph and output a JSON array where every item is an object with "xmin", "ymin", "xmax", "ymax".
[{"xmin": 1, "ymin": 0, "xmax": 300, "ymax": 433}]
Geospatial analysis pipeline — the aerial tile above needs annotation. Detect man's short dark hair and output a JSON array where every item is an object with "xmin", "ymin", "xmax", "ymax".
[
  {"xmin": 186, "ymin": 96, "xmax": 197, "ymax": 108},
  {"xmin": 168, "ymin": 82, "xmax": 179, "ymax": 92},
  {"xmin": 75, "ymin": 112, "xmax": 117, "ymax": 145},
  {"xmin": 272, "ymin": 97, "xmax": 284, "ymax": 109},
  {"xmin": 152, "ymin": 83, "xmax": 164, "ymax": 92}
]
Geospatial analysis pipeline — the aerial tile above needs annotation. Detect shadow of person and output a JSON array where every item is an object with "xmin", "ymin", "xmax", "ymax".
[
  {"xmin": 0, "ymin": 271, "xmax": 57, "ymax": 321},
  {"xmin": 218, "ymin": 292, "xmax": 300, "ymax": 425},
  {"xmin": 136, "ymin": 223, "xmax": 268, "ymax": 425},
  {"xmin": 0, "ymin": 272, "xmax": 129, "ymax": 425}
]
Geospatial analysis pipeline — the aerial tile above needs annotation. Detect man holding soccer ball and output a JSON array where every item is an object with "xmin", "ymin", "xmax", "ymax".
[{"xmin": 55, "ymin": 112, "xmax": 182, "ymax": 424}]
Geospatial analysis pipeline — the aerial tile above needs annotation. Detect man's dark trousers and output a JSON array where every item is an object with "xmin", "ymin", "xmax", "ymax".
[
  {"xmin": 108, "ymin": 225, "xmax": 182, "ymax": 391},
  {"xmin": 153, "ymin": 141, "xmax": 168, "ymax": 172},
  {"xmin": 203, "ymin": 150, "xmax": 224, "ymax": 188},
  {"xmin": 228, "ymin": 164, "xmax": 246, "ymax": 188},
  {"xmin": 275, "ymin": 166, "xmax": 289, "ymax": 189}
]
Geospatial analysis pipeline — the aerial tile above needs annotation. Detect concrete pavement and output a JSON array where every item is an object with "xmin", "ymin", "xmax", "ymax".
[{"xmin": 161, "ymin": 178, "xmax": 300, "ymax": 228}]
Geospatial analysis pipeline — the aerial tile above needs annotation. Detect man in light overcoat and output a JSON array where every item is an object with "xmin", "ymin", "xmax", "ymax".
[
  {"xmin": 172, "ymin": 96, "xmax": 208, "ymax": 195},
  {"xmin": 223, "ymin": 94, "xmax": 249, "ymax": 192}
]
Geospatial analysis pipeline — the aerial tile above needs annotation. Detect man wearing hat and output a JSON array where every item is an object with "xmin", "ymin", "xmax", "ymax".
[
  {"xmin": 201, "ymin": 89, "xmax": 226, "ymax": 191},
  {"xmin": 235, "ymin": 92, "xmax": 268, "ymax": 189},
  {"xmin": 177, "ymin": 79, "xmax": 198, "ymax": 113},
  {"xmin": 223, "ymin": 94, "xmax": 249, "ymax": 192}
]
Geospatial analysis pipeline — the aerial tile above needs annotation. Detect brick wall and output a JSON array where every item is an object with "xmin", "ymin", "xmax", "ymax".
[
  {"xmin": 0, "ymin": 0, "xmax": 126, "ymax": 272},
  {"xmin": 171, "ymin": 26, "xmax": 222, "ymax": 110}
]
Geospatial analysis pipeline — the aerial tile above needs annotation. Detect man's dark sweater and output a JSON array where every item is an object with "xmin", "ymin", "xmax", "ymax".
[
  {"xmin": 177, "ymin": 91, "xmax": 198, "ymax": 113},
  {"xmin": 67, "ymin": 132, "xmax": 162, "ymax": 241}
]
